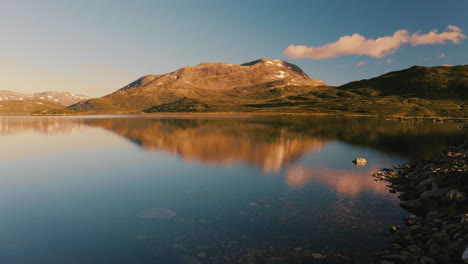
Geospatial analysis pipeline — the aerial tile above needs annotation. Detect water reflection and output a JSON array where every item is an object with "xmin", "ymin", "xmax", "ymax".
[
  {"xmin": 286, "ymin": 165, "xmax": 389, "ymax": 195},
  {"xmin": 0, "ymin": 116, "xmax": 86, "ymax": 134},
  {"xmin": 0, "ymin": 116, "xmax": 109, "ymax": 161},
  {"xmin": 0, "ymin": 115, "xmax": 464, "ymax": 165}
]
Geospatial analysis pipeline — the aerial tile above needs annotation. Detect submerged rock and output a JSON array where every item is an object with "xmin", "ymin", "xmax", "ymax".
[
  {"xmin": 400, "ymin": 199, "xmax": 422, "ymax": 210},
  {"xmin": 137, "ymin": 208, "xmax": 177, "ymax": 219},
  {"xmin": 420, "ymin": 187, "xmax": 450, "ymax": 198},
  {"xmin": 463, "ymin": 247, "xmax": 468, "ymax": 263},
  {"xmin": 420, "ymin": 256, "xmax": 436, "ymax": 264}
]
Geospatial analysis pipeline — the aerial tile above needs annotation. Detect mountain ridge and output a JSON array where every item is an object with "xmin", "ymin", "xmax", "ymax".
[{"xmin": 30, "ymin": 60, "xmax": 468, "ymax": 117}]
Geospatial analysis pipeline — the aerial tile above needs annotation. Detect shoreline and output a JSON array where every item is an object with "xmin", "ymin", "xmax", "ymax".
[
  {"xmin": 372, "ymin": 141, "xmax": 468, "ymax": 263},
  {"xmin": 1, "ymin": 111, "xmax": 468, "ymax": 122}
]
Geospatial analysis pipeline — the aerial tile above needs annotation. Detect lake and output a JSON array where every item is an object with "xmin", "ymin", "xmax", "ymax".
[{"xmin": 0, "ymin": 115, "xmax": 465, "ymax": 264}]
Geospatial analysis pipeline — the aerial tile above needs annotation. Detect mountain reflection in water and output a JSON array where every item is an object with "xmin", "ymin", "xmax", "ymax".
[
  {"xmin": 83, "ymin": 115, "xmax": 466, "ymax": 165},
  {"xmin": 1, "ymin": 115, "xmax": 464, "ymax": 165}
]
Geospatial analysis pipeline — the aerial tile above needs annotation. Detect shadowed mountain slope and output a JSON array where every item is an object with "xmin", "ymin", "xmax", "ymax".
[{"xmin": 339, "ymin": 65, "xmax": 468, "ymax": 99}]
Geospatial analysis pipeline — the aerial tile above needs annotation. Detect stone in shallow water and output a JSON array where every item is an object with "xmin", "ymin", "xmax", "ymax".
[
  {"xmin": 137, "ymin": 208, "xmax": 176, "ymax": 219},
  {"xmin": 352, "ymin": 158, "xmax": 367, "ymax": 166},
  {"xmin": 400, "ymin": 199, "xmax": 422, "ymax": 209},
  {"xmin": 463, "ymin": 247, "xmax": 468, "ymax": 263},
  {"xmin": 419, "ymin": 256, "xmax": 436, "ymax": 264}
]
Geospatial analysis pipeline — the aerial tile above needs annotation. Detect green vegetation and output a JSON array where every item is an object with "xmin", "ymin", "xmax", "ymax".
[
  {"xmin": 0, "ymin": 99, "xmax": 63, "ymax": 113},
  {"xmin": 144, "ymin": 98, "xmax": 222, "ymax": 112},
  {"xmin": 144, "ymin": 85, "xmax": 468, "ymax": 117},
  {"xmin": 31, "ymin": 108, "xmax": 76, "ymax": 115}
]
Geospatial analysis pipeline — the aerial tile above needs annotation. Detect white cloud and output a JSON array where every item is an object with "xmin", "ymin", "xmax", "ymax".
[
  {"xmin": 356, "ymin": 61, "xmax": 366, "ymax": 66},
  {"xmin": 447, "ymin": 25, "xmax": 462, "ymax": 32},
  {"xmin": 410, "ymin": 26, "xmax": 466, "ymax": 45},
  {"xmin": 284, "ymin": 25, "xmax": 465, "ymax": 59},
  {"xmin": 438, "ymin": 53, "xmax": 445, "ymax": 58},
  {"xmin": 284, "ymin": 30, "xmax": 409, "ymax": 59},
  {"xmin": 386, "ymin": 59, "xmax": 395, "ymax": 64}
]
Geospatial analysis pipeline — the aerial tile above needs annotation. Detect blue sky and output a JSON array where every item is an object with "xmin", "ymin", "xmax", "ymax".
[{"xmin": 0, "ymin": 0, "xmax": 467, "ymax": 96}]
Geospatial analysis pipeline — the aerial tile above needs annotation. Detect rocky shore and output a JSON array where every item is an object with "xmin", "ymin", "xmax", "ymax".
[
  {"xmin": 386, "ymin": 117, "xmax": 468, "ymax": 124},
  {"xmin": 373, "ymin": 141, "xmax": 468, "ymax": 264}
]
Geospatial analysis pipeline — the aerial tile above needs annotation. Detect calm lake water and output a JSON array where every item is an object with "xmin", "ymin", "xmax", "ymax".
[{"xmin": 0, "ymin": 115, "xmax": 465, "ymax": 264}]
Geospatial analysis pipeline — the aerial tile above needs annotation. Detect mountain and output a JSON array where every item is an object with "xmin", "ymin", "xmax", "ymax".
[
  {"xmin": 339, "ymin": 65, "xmax": 468, "ymax": 99},
  {"xmin": 67, "ymin": 58, "xmax": 326, "ymax": 112},
  {"xmin": 0, "ymin": 91, "xmax": 90, "ymax": 106},
  {"xmin": 31, "ymin": 91, "xmax": 90, "ymax": 106}
]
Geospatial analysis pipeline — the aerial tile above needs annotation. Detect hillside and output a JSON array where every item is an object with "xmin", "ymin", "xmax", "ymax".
[
  {"xmin": 0, "ymin": 99, "xmax": 63, "ymax": 113},
  {"xmin": 0, "ymin": 91, "xmax": 90, "ymax": 106},
  {"xmin": 339, "ymin": 65, "xmax": 468, "ymax": 99},
  {"xmin": 67, "ymin": 58, "xmax": 326, "ymax": 112}
]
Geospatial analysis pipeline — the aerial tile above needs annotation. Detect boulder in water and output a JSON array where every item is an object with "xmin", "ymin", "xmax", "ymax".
[{"xmin": 352, "ymin": 158, "xmax": 367, "ymax": 166}]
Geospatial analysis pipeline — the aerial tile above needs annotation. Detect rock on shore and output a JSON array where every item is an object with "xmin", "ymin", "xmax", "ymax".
[{"xmin": 373, "ymin": 141, "xmax": 468, "ymax": 263}]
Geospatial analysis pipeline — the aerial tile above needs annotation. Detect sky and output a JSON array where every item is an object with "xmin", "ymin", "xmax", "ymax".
[{"xmin": 0, "ymin": 0, "xmax": 467, "ymax": 97}]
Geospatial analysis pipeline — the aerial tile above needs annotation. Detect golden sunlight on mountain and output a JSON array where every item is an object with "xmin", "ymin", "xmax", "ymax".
[{"xmin": 151, "ymin": 135, "xmax": 324, "ymax": 174}]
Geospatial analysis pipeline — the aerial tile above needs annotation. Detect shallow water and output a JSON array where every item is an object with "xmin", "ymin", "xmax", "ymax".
[{"xmin": 0, "ymin": 115, "xmax": 465, "ymax": 263}]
